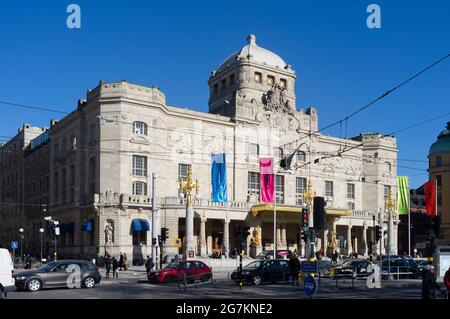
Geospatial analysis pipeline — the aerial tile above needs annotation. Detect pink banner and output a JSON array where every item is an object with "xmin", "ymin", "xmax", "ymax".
[{"xmin": 260, "ymin": 157, "xmax": 274, "ymax": 203}]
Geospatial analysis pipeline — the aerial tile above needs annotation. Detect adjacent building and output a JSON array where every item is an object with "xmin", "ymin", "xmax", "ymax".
[{"xmin": 0, "ymin": 35, "xmax": 399, "ymax": 263}]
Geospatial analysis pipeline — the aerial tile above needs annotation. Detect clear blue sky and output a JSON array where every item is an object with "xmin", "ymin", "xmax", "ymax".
[{"xmin": 0, "ymin": 0, "xmax": 449, "ymax": 188}]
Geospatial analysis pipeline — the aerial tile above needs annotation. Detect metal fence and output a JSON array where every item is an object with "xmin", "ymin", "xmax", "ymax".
[{"xmin": 176, "ymin": 272, "xmax": 217, "ymax": 291}]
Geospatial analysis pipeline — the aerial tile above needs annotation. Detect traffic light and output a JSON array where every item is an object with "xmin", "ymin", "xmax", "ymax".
[
  {"xmin": 242, "ymin": 227, "xmax": 251, "ymax": 238},
  {"xmin": 432, "ymin": 215, "xmax": 441, "ymax": 238},
  {"xmin": 375, "ymin": 226, "xmax": 381, "ymax": 243},
  {"xmin": 301, "ymin": 229, "xmax": 307, "ymax": 242},
  {"xmin": 313, "ymin": 197, "xmax": 325, "ymax": 230},
  {"xmin": 302, "ymin": 208, "xmax": 309, "ymax": 229},
  {"xmin": 152, "ymin": 238, "xmax": 157, "ymax": 246},
  {"xmin": 161, "ymin": 227, "xmax": 169, "ymax": 243},
  {"xmin": 158, "ymin": 235, "xmax": 161, "ymax": 245}
]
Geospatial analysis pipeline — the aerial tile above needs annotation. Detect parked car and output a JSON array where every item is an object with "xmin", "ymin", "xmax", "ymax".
[
  {"xmin": 333, "ymin": 259, "xmax": 369, "ymax": 279},
  {"xmin": 14, "ymin": 260, "xmax": 101, "ymax": 292},
  {"xmin": 317, "ymin": 260, "xmax": 334, "ymax": 277},
  {"xmin": 230, "ymin": 259, "xmax": 292, "ymax": 285},
  {"xmin": 381, "ymin": 257, "xmax": 419, "ymax": 279},
  {"xmin": 0, "ymin": 249, "xmax": 16, "ymax": 297},
  {"xmin": 417, "ymin": 260, "xmax": 432, "ymax": 274},
  {"xmin": 148, "ymin": 260, "xmax": 212, "ymax": 284},
  {"xmin": 255, "ymin": 250, "xmax": 292, "ymax": 260}
]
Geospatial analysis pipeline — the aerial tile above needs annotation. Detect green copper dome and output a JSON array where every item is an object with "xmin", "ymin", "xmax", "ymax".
[{"xmin": 429, "ymin": 122, "xmax": 450, "ymax": 155}]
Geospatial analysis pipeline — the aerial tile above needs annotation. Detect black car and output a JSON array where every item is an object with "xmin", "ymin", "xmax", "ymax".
[
  {"xmin": 14, "ymin": 260, "xmax": 101, "ymax": 292},
  {"xmin": 230, "ymin": 259, "xmax": 292, "ymax": 285},
  {"xmin": 255, "ymin": 250, "xmax": 292, "ymax": 260},
  {"xmin": 333, "ymin": 259, "xmax": 369, "ymax": 279},
  {"xmin": 381, "ymin": 257, "xmax": 419, "ymax": 279}
]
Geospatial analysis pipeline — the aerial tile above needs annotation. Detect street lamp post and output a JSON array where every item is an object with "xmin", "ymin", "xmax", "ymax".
[
  {"xmin": 178, "ymin": 166, "xmax": 199, "ymax": 260},
  {"xmin": 39, "ymin": 228, "xmax": 44, "ymax": 265},
  {"xmin": 385, "ymin": 189, "xmax": 396, "ymax": 280},
  {"xmin": 303, "ymin": 180, "xmax": 315, "ymax": 260},
  {"xmin": 19, "ymin": 228, "xmax": 24, "ymax": 262}
]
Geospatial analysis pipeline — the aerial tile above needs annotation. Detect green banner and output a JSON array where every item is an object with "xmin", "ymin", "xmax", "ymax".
[{"xmin": 396, "ymin": 176, "xmax": 410, "ymax": 215}]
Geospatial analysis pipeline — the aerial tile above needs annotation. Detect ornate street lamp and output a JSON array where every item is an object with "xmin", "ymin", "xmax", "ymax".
[
  {"xmin": 303, "ymin": 180, "xmax": 316, "ymax": 260},
  {"xmin": 19, "ymin": 228, "xmax": 24, "ymax": 262},
  {"xmin": 385, "ymin": 189, "xmax": 396, "ymax": 279},
  {"xmin": 178, "ymin": 166, "xmax": 199, "ymax": 260},
  {"xmin": 39, "ymin": 228, "xmax": 45, "ymax": 265}
]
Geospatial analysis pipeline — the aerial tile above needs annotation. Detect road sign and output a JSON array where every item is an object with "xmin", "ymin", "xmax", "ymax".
[
  {"xmin": 301, "ymin": 261, "xmax": 317, "ymax": 273},
  {"xmin": 304, "ymin": 275, "xmax": 318, "ymax": 297},
  {"xmin": 174, "ymin": 238, "xmax": 182, "ymax": 248},
  {"xmin": 11, "ymin": 241, "xmax": 18, "ymax": 249}
]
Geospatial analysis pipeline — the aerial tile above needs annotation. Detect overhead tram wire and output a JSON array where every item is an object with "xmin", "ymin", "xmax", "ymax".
[
  {"xmin": 278, "ymin": 53, "xmax": 450, "ymax": 151},
  {"xmin": 0, "ymin": 101, "xmax": 69, "ymax": 115}
]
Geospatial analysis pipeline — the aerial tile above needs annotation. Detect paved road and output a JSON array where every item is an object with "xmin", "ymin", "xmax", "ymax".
[{"xmin": 8, "ymin": 268, "xmax": 423, "ymax": 299}]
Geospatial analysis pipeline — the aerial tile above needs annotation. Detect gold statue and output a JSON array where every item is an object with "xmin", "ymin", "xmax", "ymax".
[{"xmin": 252, "ymin": 226, "xmax": 262, "ymax": 247}]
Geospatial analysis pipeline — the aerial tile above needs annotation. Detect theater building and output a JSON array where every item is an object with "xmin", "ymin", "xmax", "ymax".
[{"xmin": 0, "ymin": 35, "xmax": 399, "ymax": 263}]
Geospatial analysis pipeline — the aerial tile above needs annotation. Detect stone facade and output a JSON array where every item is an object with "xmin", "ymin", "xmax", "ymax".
[{"xmin": 0, "ymin": 35, "xmax": 399, "ymax": 262}]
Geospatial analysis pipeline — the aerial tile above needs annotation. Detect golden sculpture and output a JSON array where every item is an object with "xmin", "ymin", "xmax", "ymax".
[{"xmin": 252, "ymin": 226, "xmax": 262, "ymax": 247}]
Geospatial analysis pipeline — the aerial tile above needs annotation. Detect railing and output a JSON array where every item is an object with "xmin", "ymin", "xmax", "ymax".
[
  {"xmin": 381, "ymin": 266, "xmax": 419, "ymax": 280},
  {"xmin": 176, "ymin": 272, "xmax": 216, "ymax": 290}
]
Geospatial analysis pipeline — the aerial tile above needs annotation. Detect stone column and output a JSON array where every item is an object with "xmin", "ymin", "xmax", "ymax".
[
  {"xmin": 200, "ymin": 217, "xmax": 207, "ymax": 257},
  {"xmin": 346, "ymin": 224, "xmax": 352, "ymax": 256},
  {"xmin": 276, "ymin": 226, "xmax": 282, "ymax": 247},
  {"xmin": 223, "ymin": 218, "xmax": 230, "ymax": 257},
  {"xmin": 323, "ymin": 227, "xmax": 329, "ymax": 257},
  {"xmin": 281, "ymin": 224, "xmax": 287, "ymax": 248},
  {"xmin": 363, "ymin": 222, "xmax": 368, "ymax": 257}
]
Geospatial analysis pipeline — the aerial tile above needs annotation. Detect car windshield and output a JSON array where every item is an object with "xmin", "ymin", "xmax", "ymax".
[
  {"xmin": 343, "ymin": 260, "xmax": 361, "ymax": 267},
  {"xmin": 39, "ymin": 261, "xmax": 59, "ymax": 271},
  {"xmin": 243, "ymin": 261, "xmax": 263, "ymax": 269},
  {"xmin": 164, "ymin": 262, "xmax": 179, "ymax": 269}
]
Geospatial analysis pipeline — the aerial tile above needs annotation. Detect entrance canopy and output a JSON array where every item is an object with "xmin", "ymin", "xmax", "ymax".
[
  {"xmin": 131, "ymin": 219, "xmax": 150, "ymax": 232},
  {"xmin": 250, "ymin": 204, "xmax": 301, "ymax": 217}
]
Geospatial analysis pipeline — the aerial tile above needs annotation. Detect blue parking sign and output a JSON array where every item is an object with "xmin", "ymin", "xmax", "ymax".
[
  {"xmin": 304, "ymin": 275, "xmax": 318, "ymax": 297},
  {"xmin": 11, "ymin": 241, "xmax": 18, "ymax": 249}
]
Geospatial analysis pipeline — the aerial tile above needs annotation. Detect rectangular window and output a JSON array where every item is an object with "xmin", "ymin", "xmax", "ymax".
[
  {"xmin": 297, "ymin": 151, "xmax": 306, "ymax": 162},
  {"xmin": 280, "ymin": 79, "xmax": 287, "ymax": 89},
  {"xmin": 229, "ymin": 74, "xmax": 235, "ymax": 85},
  {"xmin": 347, "ymin": 183, "xmax": 355, "ymax": 199},
  {"xmin": 132, "ymin": 182, "xmax": 148, "ymax": 196},
  {"xmin": 249, "ymin": 143, "xmax": 259, "ymax": 156},
  {"xmin": 89, "ymin": 157, "xmax": 96, "ymax": 179},
  {"xmin": 247, "ymin": 172, "xmax": 260, "ymax": 198},
  {"xmin": 267, "ymin": 75, "xmax": 275, "ymax": 86},
  {"xmin": 325, "ymin": 181, "xmax": 334, "ymax": 197},
  {"xmin": 275, "ymin": 175, "xmax": 284, "ymax": 204},
  {"xmin": 384, "ymin": 185, "xmax": 391, "ymax": 200},
  {"xmin": 221, "ymin": 78, "xmax": 227, "ymax": 90},
  {"xmin": 437, "ymin": 193, "xmax": 442, "ymax": 206},
  {"xmin": 437, "ymin": 175, "xmax": 442, "ymax": 188},
  {"xmin": 254, "ymin": 72, "xmax": 262, "ymax": 84},
  {"xmin": 54, "ymin": 172, "xmax": 59, "ymax": 192},
  {"xmin": 133, "ymin": 122, "xmax": 148, "ymax": 135},
  {"xmin": 347, "ymin": 202, "xmax": 355, "ymax": 210},
  {"xmin": 132, "ymin": 155, "xmax": 147, "ymax": 177},
  {"xmin": 296, "ymin": 177, "xmax": 307, "ymax": 206},
  {"xmin": 436, "ymin": 156, "xmax": 442, "ymax": 167},
  {"xmin": 61, "ymin": 168, "xmax": 67, "ymax": 190},
  {"xmin": 213, "ymin": 83, "xmax": 218, "ymax": 95},
  {"xmin": 178, "ymin": 163, "xmax": 191, "ymax": 182}
]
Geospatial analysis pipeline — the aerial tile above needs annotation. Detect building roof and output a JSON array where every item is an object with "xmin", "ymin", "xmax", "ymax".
[
  {"xmin": 429, "ymin": 122, "xmax": 450, "ymax": 155},
  {"xmin": 217, "ymin": 34, "xmax": 287, "ymax": 71}
]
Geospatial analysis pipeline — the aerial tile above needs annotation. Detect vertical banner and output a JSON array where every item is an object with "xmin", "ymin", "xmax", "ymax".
[
  {"xmin": 211, "ymin": 153, "xmax": 227, "ymax": 202},
  {"xmin": 260, "ymin": 157, "xmax": 274, "ymax": 203},
  {"xmin": 396, "ymin": 176, "xmax": 410, "ymax": 215},
  {"xmin": 424, "ymin": 181, "xmax": 437, "ymax": 216}
]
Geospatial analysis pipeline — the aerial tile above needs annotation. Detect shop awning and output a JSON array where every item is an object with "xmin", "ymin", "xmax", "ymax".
[
  {"xmin": 250, "ymin": 204, "xmax": 301, "ymax": 217},
  {"xmin": 325, "ymin": 209, "xmax": 352, "ymax": 218},
  {"xmin": 81, "ymin": 220, "xmax": 94, "ymax": 232},
  {"xmin": 131, "ymin": 219, "xmax": 150, "ymax": 232}
]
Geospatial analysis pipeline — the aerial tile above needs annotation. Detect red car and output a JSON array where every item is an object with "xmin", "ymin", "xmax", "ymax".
[{"xmin": 147, "ymin": 260, "xmax": 212, "ymax": 284}]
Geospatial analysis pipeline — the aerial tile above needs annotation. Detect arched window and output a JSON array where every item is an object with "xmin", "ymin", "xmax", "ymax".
[
  {"xmin": 133, "ymin": 121, "xmax": 148, "ymax": 135},
  {"xmin": 132, "ymin": 181, "xmax": 148, "ymax": 196}
]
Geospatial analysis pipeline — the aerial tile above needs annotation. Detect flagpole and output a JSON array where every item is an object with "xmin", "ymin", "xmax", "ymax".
[
  {"xmin": 408, "ymin": 209, "xmax": 411, "ymax": 257},
  {"xmin": 274, "ymin": 200, "xmax": 277, "ymax": 260}
]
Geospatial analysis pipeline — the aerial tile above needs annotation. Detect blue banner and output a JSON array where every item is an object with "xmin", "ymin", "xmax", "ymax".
[{"xmin": 211, "ymin": 153, "xmax": 228, "ymax": 203}]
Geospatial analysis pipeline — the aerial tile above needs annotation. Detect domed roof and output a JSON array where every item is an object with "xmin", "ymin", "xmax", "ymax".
[
  {"xmin": 429, "ymin": 122, "xmax": 450, "ymax": 155},
  {"xmin": 217, "ymin": 35, "xmax": 287, "ymax": 71}
]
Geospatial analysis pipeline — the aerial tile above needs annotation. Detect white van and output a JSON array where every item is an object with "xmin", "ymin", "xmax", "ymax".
[{"xmin": 0, "ymin": 248, "xmax": 15, "ymax": 297}]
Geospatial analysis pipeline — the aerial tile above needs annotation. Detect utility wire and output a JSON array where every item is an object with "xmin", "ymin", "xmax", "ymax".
[{"xmin": 0, "ymin": 101, "xmax": 69, "ymax": 115}]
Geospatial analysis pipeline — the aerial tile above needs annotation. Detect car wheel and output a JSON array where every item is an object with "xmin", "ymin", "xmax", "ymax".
[
  {"xmin": 83, "ymin": 276, "xmax": 96, "ymax": 289},
  {"xmin": 200, "ymin": 274, "xmax": 211, "ymax": 282},
  {"xmin": 26, "ymin": 279, "xmax": 42, "ymax": 292},
  {"xmin": 252, "ymin": 275, "xmax": 262, "ymax": 285},
  {"xmin": 164, "ymin": 275, "xmax": 175, "ymax": 284}
]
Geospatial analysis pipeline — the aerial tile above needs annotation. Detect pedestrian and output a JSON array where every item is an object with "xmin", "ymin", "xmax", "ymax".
[
  {"xmin": 444, "ymin": 266, "xmax": 450, "ymax": 296},
  {"xmin": 25, "ymin": 254, "xmax": 32, "ymax": 269},
  {"xmin": 123, "ymin": 253, "xmax": 128, "ymax": 271},
  {"xmin": 332, "ymin": 251, "xmax": 338, "ymax": 264},
  {"xmin": 112, "ymin": 257, "xmax": 119, "ymax": 278},
  {"xmin": 289, "ymin": 253, "xmax": 301, "ymax": 286},
  {"xmin": 145, "ymin": 255, "xmax": 153, "ymax": 274},
  {"xmin": 119, "ymin": 253, "xmax": 124, "ymax": 271},
  {"xmin": 421, "ymin": 265, "xmax": 438, "ymax": 299},
  {"xmin": 105, "ymin": 256, "xmax": 112, "ymax": 278}
]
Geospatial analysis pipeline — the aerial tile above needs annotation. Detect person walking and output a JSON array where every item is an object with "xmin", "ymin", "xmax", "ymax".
[
  {"xmin": 421, "ymin": 265, "xmax": 438, "ymax": 299},
  {"xmin": 105, "ymin": 256, "xmax": 112, "ymax": 278},
  {"xmin": 145, "ymin": 255, "xmax": 153, "ymax": 274},
  {"xmin": 118, "ymin": 253, "xmax": 124, "ymax": 271},
  {"xmin": 123, "ymin": 253, "xmax": 128, "ymax": 271},
  {"xmin": 332, "ymin": 251, "xmax": 339, "ymax": 264},
  {"xmin": 289, "ymin": 253, "xmax": 301, "ymax": 286},
  {"xmin": 112, "ymin": 257, "xmax": 119, "ymax": 278}
]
